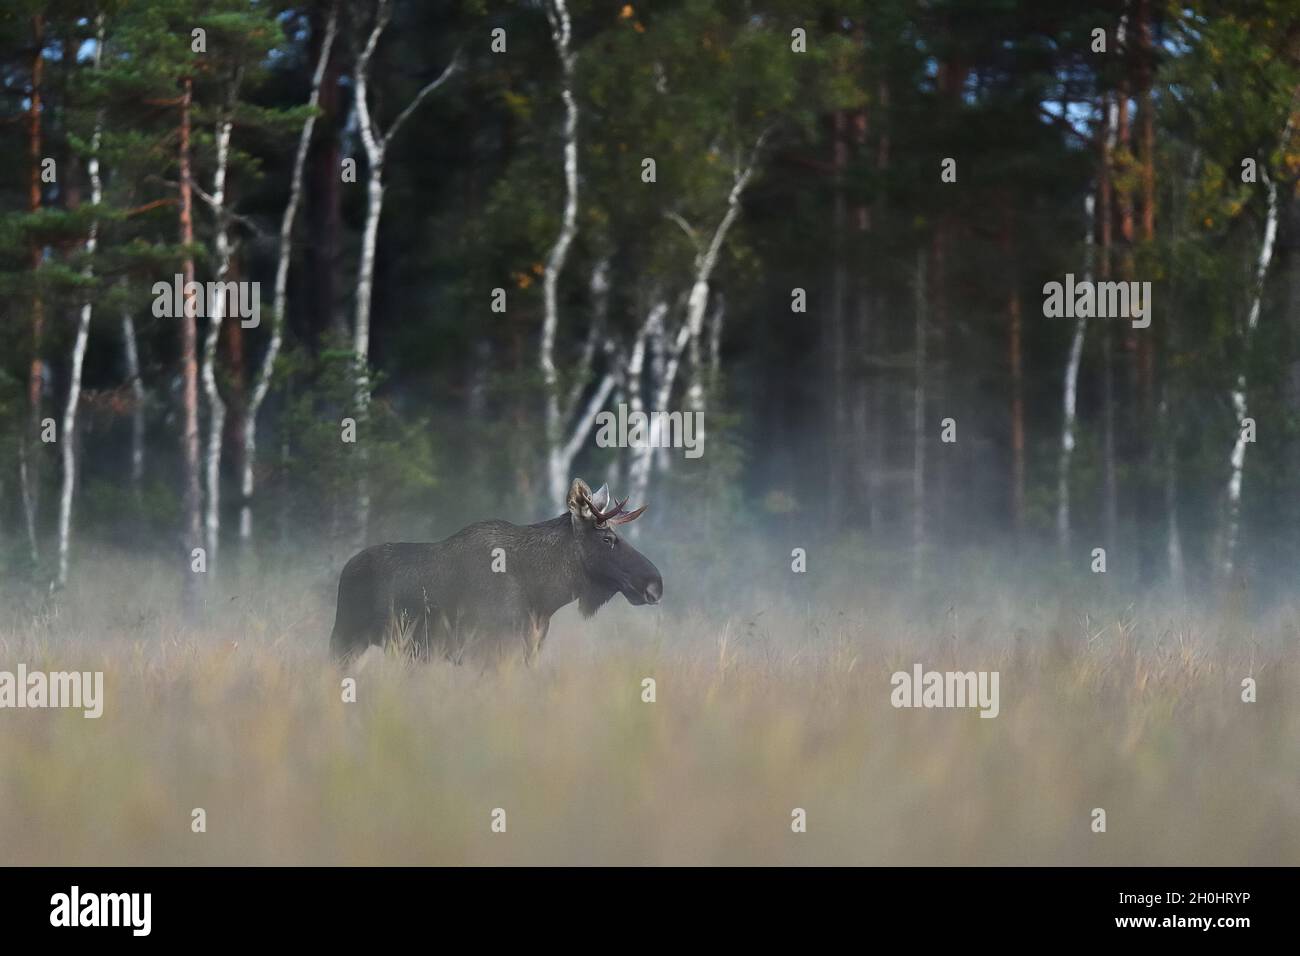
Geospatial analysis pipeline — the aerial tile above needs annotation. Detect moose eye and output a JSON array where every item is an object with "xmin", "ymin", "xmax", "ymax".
[{"xmin": 603, "ymin": 534, "xmax": 616, "ymax": 548}]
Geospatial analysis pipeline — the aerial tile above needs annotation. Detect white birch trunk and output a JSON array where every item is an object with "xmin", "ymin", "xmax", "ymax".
[
  {"xmin": 350, "ymin": 6, "xmax": 386, "ymax": 547},
  {"xmin": 1224, "ymin": 171, "xmax": 1279, "ymax": 575},
  {"xmin": 537, "ymin": 2, "xmax": 632, "ymax": 505},
  {"xmin": 200, "ymin": 110, "xmax": 234, "ymax": 572},
  {"xmin": 625, "ymin": 302, "xmax": 665, "ymax": 513},
  {"xmin": 1057, "ymin": 192, "xmax": 1094, "ymax": 553},
  {"xmin": 241, "ymin": 3, "xmax": 337, "ymax": 542},
  {"xmin": 54, "ymin": 17, "xmax": 104, "ymax": 591},
  {"xmin": 650, "ymin": 302, "xmax": 671, "ymax": 473},
  {"xmin": 351, "ymin": 163, "xmax": 382, "ymax": 542},
  {"xmin": 350, "ymin": 0, "xmax": 459, "ymax": 542},
  {"xmin": 541, "ymin": 0, "xmax": 579, "ymax": 507},
  {"xmin": 630, "ymin": 139, "xmax": 765, "ymax": 504}
]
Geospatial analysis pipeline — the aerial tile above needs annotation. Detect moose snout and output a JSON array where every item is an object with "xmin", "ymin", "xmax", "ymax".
[{"xmin": 643, "ymin": 577, "xmax": 662, "ymax": 605}]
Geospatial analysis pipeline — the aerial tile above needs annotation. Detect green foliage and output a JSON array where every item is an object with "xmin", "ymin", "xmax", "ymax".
[
  {"xmin": 275, "ymin": 343, "xmax": 438, "ymax": 542},
  {"xmin": 4, "ymin": 0, "xmax": 1300, "ymax": 598}
]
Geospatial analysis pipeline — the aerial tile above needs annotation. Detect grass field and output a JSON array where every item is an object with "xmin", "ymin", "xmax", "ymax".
[{"xmin": 1, "ymin": 546, "xmax": 1297, "ymax": 865}]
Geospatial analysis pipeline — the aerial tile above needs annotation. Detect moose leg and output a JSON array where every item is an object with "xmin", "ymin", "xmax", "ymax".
[
  {"xmin": 329, "ymin": 592, "xmax": 388, "ymax": 662},
  {"xmin": 329, "ymin": 611, "xmax": 381, "ymax": 663},
  {"xmin": 329, "ymin": 551, "xmax": 388, "ymax": 662}
]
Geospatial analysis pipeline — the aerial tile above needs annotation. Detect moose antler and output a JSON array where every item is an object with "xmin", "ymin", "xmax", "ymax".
[
  {"xmin": 607, "ymin": 504, "xmax": 646, "ymax": 525},
  {"xmin": 581, "ymin": 491, "xmax": 647, "ymax": 527}
]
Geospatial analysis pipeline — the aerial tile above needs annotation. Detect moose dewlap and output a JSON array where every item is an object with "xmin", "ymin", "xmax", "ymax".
[{"xmin": 328, "ymin": 478, "xmax": 662, "ymax": 663}]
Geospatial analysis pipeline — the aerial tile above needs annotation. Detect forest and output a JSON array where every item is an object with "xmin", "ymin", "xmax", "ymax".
[
  {"xmin": 1, "ymin": 1, "xmax": 1299, "ymax": 867},
  {"xmin": 1, "ymin": 0, "xmax": 1298, "ymax": 604}
]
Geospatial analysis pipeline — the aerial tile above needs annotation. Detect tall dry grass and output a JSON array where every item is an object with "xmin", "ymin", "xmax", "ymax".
[{"xmin": 0, "ymin": 545, "xmax": 1296, "ymax": 865}]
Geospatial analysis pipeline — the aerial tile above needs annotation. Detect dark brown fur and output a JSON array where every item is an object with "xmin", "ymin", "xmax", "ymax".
[{"xmin": 329, "ymin": 479, "xmax": 662, "ymax": 663}]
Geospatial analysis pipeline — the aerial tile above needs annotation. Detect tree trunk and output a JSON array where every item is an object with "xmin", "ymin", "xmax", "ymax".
[
  {"xmin": 1057, "ymin": 192, "xmax": 1094, "ymax": 554},
  {"xmin": 201, "ymin": 107, "xmax": 234, "ymax": 573},
  {"xmin": 179, "ymin": 76, "xmax": 204, "ymax": 616},
  {"xmin": 1224, "ymin": 172, "xmax": 1280, "ymax": 576},
  {"xmin": 21, "ymin": 13, "xmax": 46, "ymax": 565},
  {"xmin": 352, "ymin": 163, "xmax": 382, "ymax": 543},
  {"xmin": 241, "ymin": 3, "xmax": 337, "ymax": 544},
  {"xmin": 305, "ymin": 2, "xmax": 345, "ymax": 346},
  {"xmin": 1115, "ymin": 20, "xmax": 1140, "ymax": 574},
  {"xmin": 628, "ymin": 141, "xmax": 763, "ymax": 513},
  {"xmin": 1100, "ymin": 91, "xmax": 1119, "ymax": 552},
  {"xmin": 122, "ymin": 305, "xmax": 146, "ymax": 500},
  {"xmin": 650, "ymin": 301, "xmax": 670, "ymax": 475},
  {"xmin": 625, "ymin": 302, "xmax": 667, "ymax": 520},
  {"xmin": 540, "ymin": 0, "xmax": 579, "ymax": 508},
  {"xmin": 54, "ymin": 18, "xmax": 104, "ymax": 591},
  {"xmin": 350, "ymin": 0, "xmax": 458, "ymax": 541},
  {"xmin": 1222, "ymin": 94, "xmax": 1297, "ymax": 577},
  {"xmin": 349, "ymin": 1, "xmax": 395, "ymax": 547},
  {"xmin": 222, "ymin": 275, "xmax": 247, "ymax": 529}
]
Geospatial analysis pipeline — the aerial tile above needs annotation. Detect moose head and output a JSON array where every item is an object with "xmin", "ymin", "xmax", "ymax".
[{"xmin": 566, "ymin": 478, "xmax": 662, "ymax": 614}]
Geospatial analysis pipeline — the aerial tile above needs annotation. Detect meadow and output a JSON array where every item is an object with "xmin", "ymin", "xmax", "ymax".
[{"xmin": 1, "ymin": 545, "xmax": 1296, "ymax": 866}]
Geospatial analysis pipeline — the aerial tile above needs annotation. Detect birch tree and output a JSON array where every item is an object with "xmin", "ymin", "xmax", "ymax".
[
  {"xmin": 179, "ymin": 72, "xmax": 203, "ymax": 615},
  {"xmin": 198, "ymin": 87, "xmax": 236, "ymax": 574},
  {"xmin": 1056, "ymin": 192, "xmax": 1094, "ymax": 554},
  {"xmin": 532, "ymin": 4, "xmax": 643, "ymax": 509},
  {"xmin": 539, "ymin": 0, "xmax": 580, "ymax": 508},
  {"xmin": 1224, "ymin": 168, "xmax": 1280, "ymax": 576},
  {"xmin": 627, "ymin": 134, "xmax": 768, "ymax": 510},
  {"xmin": 351, "ymin": 0, "xmax": 460, "ymax": 540},
  {"xmin": 623, "ymin": 298, "xmax": 669, "ymax": 507},
  {"xmin": 241, "ymin": 3, "xmax": 338, "ymax": 544},
  {"xmin": 190, "ymin": 6, "xmax": 308, "ymax": 567},
  {"xmin": 1221, "ymin": 87, "xmax": 1300, "ymax": 576},
  {"xmin": 53, "ymin": 16, "xmax": 105, "ymax": 591},
  {"xmin": 106, "ymin": 0, "xmax": 213, "ymax": 612},
  {"xmin": 549, "ymin": 258, "xmax": 632, "ymax": 495}
]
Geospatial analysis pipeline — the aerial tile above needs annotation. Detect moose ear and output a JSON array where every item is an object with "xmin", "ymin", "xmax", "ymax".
[
  {"xmin": 566, "ymin": 478, "xmax": 593, "ymax": 518},
  {"xmin": 589, "ymin": 483, "xmax": 611, "ymax": 512}
]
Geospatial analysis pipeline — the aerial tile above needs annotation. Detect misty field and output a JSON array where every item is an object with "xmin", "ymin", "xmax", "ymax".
[{"xmin": 1, "ymin": 546, "xmax": 1297, "ymax": 866}]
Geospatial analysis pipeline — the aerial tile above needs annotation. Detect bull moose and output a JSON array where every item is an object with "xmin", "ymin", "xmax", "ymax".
[{"xmin": 329, "ymin": 479, "xmax": 662, "ymax": 663}]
